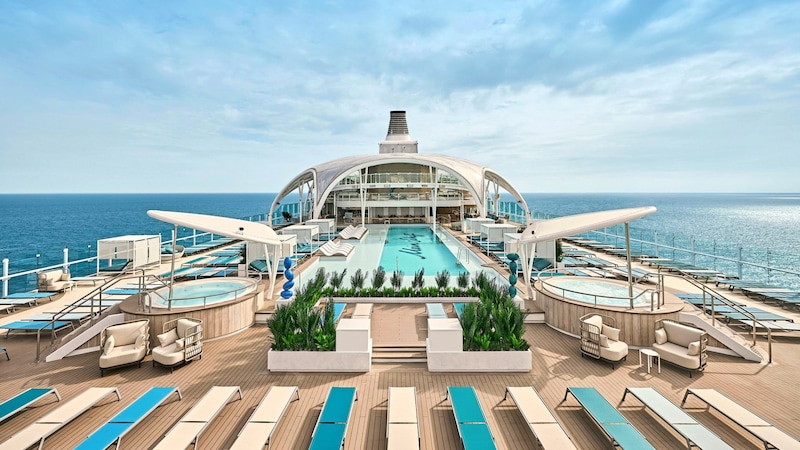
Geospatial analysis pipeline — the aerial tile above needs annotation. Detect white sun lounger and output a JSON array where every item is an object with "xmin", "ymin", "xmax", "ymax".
[
  {"xmin": 152, "ymin": 385, "xmax": 242, "ymax": 450},
  {"xmin": 0, "ymin": 298, "xmax": 39, "ymax": 307},
  {"xmin": 504, "ymin": 387, "xmax": 576, "ymax": 449},
  {"xmin": 0, "ymin": 387, "xmax": 121, "ymax": 450},
  {"xmin": 387, "ymin": 387, "xmax": 420, "ymax": 450},
  {"xmin": 682, "ymin": 388, "xmax": 800, "ymax": 450},
  {"xmin": 230, "ymin": 386, "xmax": 300, "ymax": 450},
  {"xmin": 339, "ymin": 225, "xmax": 368, "ymax": 240},
  {"xmin": 318, "ymin": 241, "xmax": 355, "ymax": 258},
  {"xmin": 622, "ymin": 387, "xmax": 733, "ymax": 449},
  {"xmin": 352, "ymin": 303, "xmax": 373, "ymax": 319}
]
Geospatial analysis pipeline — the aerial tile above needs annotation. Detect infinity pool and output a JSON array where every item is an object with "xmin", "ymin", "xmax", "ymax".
[{"xmin": 379, "ymin": 226, "xmax": 468, "ymax": 275}]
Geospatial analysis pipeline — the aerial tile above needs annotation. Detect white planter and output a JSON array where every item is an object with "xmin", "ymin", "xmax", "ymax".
[
  {"xmin": 267, "ymin": 349, "xmax": 371, "ymax": 372},
  {"xmin": 427, "ymin": 347, "xmax": 532, "ymax": 372},
  {"xmin": 330, "ymin": 297, "xmax": 478, "ymax": 304}
]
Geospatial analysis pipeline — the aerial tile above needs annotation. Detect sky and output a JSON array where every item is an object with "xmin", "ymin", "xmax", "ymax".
[{"xmin": 0, "ymin": 1, "xmax": 798, "ymax": 194}]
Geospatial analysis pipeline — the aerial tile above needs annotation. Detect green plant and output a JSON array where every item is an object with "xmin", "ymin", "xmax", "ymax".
[
  {"xmin": 390, "ymin": 270, "xmax": 403, "ymax": 290},
  {"xmin": 281, "ymin": 210, "xmax": 292, "ymax": 222},
  {"xmin": 434, "ymin": 270, "xmax": 450, "ymax": 292},
  {"xmin": 457, "ymin": 272, "xmax": 469, "ymax": 289},
  {"xmin": 329, "ymin": 269, "xmax": 347, "ymax": 293},
  {"xmin": 457, "ymin": 277, "xmax": 529, "ymax": 352},
  {"xmin": 411, "ymin": 268, "xmax": 425, "ymax": 292},
  {"xmin": 556, "ymin": 240, "xmax": 563, "ymax": 262},
  {"xmin": 350, "ymin": 268, "xmax": 366, "ymax": 291},
  {"xmin": 371, "ymin": 266, "xmax": 387, "ymax": 291}
]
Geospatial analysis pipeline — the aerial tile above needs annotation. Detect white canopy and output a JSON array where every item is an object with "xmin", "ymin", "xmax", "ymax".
[
  {"xmin": 516, "ymin": 206, "xmax": 657, "ymax": 300},
  {"xmin": 147, "ymin": 210, "xmax": 287, "ymax": 302}
]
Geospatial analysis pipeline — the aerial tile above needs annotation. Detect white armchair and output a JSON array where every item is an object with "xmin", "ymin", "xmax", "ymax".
[
  {"xmin": 152, "ymin": 318, "xmax": 203, "ymax": 372},
  {"xmin": 99, "ymin": 319, "xmax": 150, "ymax": 376},
  {"xmin": 579, "ymin": 313, "xmax": 628, "ymax": 368}
]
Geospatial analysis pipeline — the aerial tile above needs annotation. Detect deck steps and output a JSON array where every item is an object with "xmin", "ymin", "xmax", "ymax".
[
  {"xmin": 372, "ymin": 345, "xmax": 427, "ymax": 363},
  {"xmin": 524, "ymin": 312, "xmax": 546, "ymax": 323}
]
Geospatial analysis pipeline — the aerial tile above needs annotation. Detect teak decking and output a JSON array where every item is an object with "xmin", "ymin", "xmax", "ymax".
[{"xmin": 1, "ymin": 302, "xmax": 800, "ymax": 449}]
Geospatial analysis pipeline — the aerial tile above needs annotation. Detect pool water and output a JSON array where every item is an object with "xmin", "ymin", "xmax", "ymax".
[
  {"xmin": 148, "ymin": 279, "xmax": 257, "ymax": 308},
  {"xmin": 379, "ymin": 226, "xmax": 468, "ymax": 275},
  {"xmin": 544, "ymin": 278, "xmax": 648, "ymax": 307}
]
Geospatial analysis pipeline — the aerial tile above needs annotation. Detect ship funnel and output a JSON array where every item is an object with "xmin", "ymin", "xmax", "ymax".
[{"xmin": 379, "ymin": 110, "xmax": 418, "ymax": 153}]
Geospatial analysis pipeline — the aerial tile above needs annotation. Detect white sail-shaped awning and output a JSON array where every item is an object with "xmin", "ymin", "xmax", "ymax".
[
  {"xmin": 517, "ymin": 206, "xmax": 657, "ymax": 300},
  {"xmin": 147, "ymin": 210, "xmax": 289, "ymax": 301}
]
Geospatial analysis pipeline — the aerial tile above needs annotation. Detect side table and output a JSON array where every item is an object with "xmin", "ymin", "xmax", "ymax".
[{"xmin": 639, "ymin": 348, "xmax": 661, "ymax": 374}]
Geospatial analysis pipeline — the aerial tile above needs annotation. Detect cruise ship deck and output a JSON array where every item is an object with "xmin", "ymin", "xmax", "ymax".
[{"xmin": 1, "ymin": 241, "xmax": 800, "ymax": 449}]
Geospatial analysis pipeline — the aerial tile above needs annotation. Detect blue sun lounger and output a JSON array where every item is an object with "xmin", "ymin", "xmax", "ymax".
[
  {"xmin": 426, "ymin": 303, "xmax": 447, "ymax": 319},
  {"xmin": 74, "ymin": 386, "xmax": 181, "ymax": 450},
  {"xmin": 563, "ymin": 387, "xmax": 655, "ymax": 449},
  {"xmin": 446, "ymin": 386, "xmax": 497, "ymax": 450},
  {"xmin": 621, "ymin": 387, "xmax": 733, "ymax": 449},
  {"xmin": 0, "ymin": 321, "xmax": 73, "ymax": 338},
  {"xmin": 4, "ymin": 292, "xmax": 55, "ymax": 299},
  {"xmin": 309, "ymin": 386, "xmax": 357, "ymax": 450},
  {"xmin": 0, "ymin": 388, "xmax": 61, "ymax": 424}
]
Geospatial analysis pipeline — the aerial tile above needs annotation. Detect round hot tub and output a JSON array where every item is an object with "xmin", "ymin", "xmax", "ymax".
[
  {"xmin": 147, "ymin": 278, "xmax": 258, "ymax": 309},
  {"xmin": 533, "ymin": 276, "xmax": 683, "ymax": 347},
  {"xmin": 541, "ymin": 277, "xmax": 649, "ymax": 307}
]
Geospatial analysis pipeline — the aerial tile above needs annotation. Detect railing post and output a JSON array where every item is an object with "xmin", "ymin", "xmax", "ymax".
[
  {"xmin": 691, "ymin": 237, "xmax": 696, "ymax": 265},
  {"xmin": 671, "ymin": 235, "xmax": 676, "ymax": 259},
  {"xmin": 712, "ymin": 240, "xmax": 717, "ymax": 270},
  {"xmin": 737, "ymin": 245, "xmax": 743, "ymax": 280},
  {"xmin": 2, "ymin": 258, "xmax": 8, "ymax": 297},
  {"xmin": 767, "ymin": 249, "xmax": 771, "ymax": 283},
  {"xmin": 654, "ymin": 231, "xmax": 659, "ymax": 257},
  {"xmin": 63, "ymin": 248, "xmax": 69, "ymax": 272}
]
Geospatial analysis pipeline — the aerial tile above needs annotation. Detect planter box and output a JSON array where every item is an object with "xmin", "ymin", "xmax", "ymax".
[
  {"xmin": 330, "ymin": 297, "xmax": 478, "ymax": 304},
  {"xmin": 427, "ymin": 346, "xmax": 532, "ymax": 372},
  {"xmin": 267, "ymin": 348, "xmax": 371, "ymax": 372}
]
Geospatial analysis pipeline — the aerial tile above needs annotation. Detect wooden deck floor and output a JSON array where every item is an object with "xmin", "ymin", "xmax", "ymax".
[{"xmin": 2, "ymin": 303, "xmax": 800, "ymax": 450}]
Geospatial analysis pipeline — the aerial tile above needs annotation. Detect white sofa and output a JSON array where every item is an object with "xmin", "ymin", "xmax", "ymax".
[
  {"xmin": 37, "ymin": 269, "xmax": 76, "ymax": 293},
  {"xmin": 152, "ymin": 318, "xmax": 203, "ymax": 372},
  {"xmin": 99, "ymin": 319, "xmax": 150, "ymax": 376},
  {"xmin": 579, "ymin": 313, "xmax": 629, "ymax": 368},
  {"xmin": 652, "ymin": 319, "xmax": 708, "ymax": 377}
]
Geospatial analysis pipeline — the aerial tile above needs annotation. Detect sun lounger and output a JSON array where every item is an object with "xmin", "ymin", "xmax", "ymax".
[
  {"xmin": 504, "ymin": 386, "xmax": 576, "ymax": 449},
  {"xmin": 25, "ymin": 312, "xmax": 94, "ymax": 324},
  {"xmin": 339, "ymin": 225, "xmax": 368, "ymax": 240},
  {"xmin": 563, "ymin": 387, "xmax": 655, "ymax": 449},
  {"xmin": 621, "ymin": 387, "xmax": 733, "ymax": 449},
  {"xmin": 426, "ymin": 303, "xmax": 447, "ymax": 319},
  {"xmin": 0, "ymin": 388, "xmax": 61, "ymax": 424},
  {"xmin": 0, "ymin": 387, "xmax": 120, "ymax": 450},
  {"xmin": 351, "ymin": 303, "xmax": 372, "ymax": 319},
  {"xmin": 0, "ymin": 321, "xmax": 73, "ymax": 338},
  {"xmin": 4, "ymin": 292, "xmax": 55, "ymax": 299},
  {"xmin": 1, "ymin": 304, "xmax": 13, "ymax": 314},
  {"xmin": 681, "ymin": 388, "xmax": 800, "ymax": 450},
  {"xmin": 318, "ymin": 241, "xmax": 355, "ymax": 258},
  {"xmin": 152, "ymin": 386, "xmax": 241, "ymax": 450},
  {"xmin": 74, "ymin": 386, "xmax": 182, "ymax": 450},
  {"xmin": 387, "ymin": 387, "xmax": 420, "ymax": 450},
  {"xmin": 0, "ymin": 298, "xmax": 39, "ymax": 307},
  {"xmin": 230, "ymin": 386, "xmax": 299, "ymax": 450},
  {"xmin": 70, "ymin": 276, "xmax": 111, "ymax": 286},
  {"xmin": 309, "ymin": 386, "xmax": 358, "ymax": 450},
  {"xmin": 0, "ymin": 347, "xmax": 7, "ymax": 360},
  {"xmin": 445, "ymin": 386, "xmax": 497, "ymax": 450}
]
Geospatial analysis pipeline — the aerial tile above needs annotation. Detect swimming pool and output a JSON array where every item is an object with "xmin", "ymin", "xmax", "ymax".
[
  {"xmin": 541, "ymin": 277, "xmax": 649, "ymax": 307},
  {"xmin": 379, "ymin": 226, "xmax": 468, "ymax": 275},
  {"xmin": 147, "ymin": 278, "xmax": 258, "ymax": 309}
]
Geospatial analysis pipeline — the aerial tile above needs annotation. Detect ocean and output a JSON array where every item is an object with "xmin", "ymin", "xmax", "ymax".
[{"xmin": 1, "ymin": 193, "xmax": 798, "ymax": 291}]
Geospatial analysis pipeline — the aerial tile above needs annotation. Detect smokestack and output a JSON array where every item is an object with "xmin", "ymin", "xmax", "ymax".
[{"xmin": 379, "ymin": 110, "xmax": 418, "ymax": 153}]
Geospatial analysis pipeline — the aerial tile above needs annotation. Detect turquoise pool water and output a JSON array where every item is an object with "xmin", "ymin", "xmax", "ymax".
[
  {"xmin": 544, "ymin": 278, "xmax": 648, "ymax": 307},
  {"xmin": 148, "ymin": 278, "xmax": 257, "ymax": 308},
  {"xmin": 379, "ymin": 226, "xmax": 468, "ymax": 275}
]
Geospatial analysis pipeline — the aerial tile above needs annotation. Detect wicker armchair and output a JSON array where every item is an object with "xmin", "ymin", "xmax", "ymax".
[
  {"xmin": 579, "ymin": 313, "xmax": 628, "ymax": 368},
  {"xmin": 152, "ymin": 318, "xmax": 203, "ymax": 372}
]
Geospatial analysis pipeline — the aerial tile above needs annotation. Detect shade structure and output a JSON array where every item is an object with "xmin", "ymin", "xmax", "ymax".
[
  {"xmin": 147, "ymin": 210, "xmax": 287, "ymax": 300},
  {"xmin": 517, "ymin": 207, "xmax": 657, "ymax": 300}
]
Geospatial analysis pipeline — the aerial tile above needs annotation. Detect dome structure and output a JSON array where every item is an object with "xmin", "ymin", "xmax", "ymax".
[{"xmin": 269, "ymin": 111, "xmax": 530, "ymax": 226}]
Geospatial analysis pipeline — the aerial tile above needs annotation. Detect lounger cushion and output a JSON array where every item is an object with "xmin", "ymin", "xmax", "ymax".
[
  {"xmin": 599, "ymin": 339, "xmax": 628, "ymax": 362},
  {"xmin": 135, "ymin": 334, "xmax": 146, "ymax": 349},
  {"xmin": 599, "ymin": 335, "xmax": 609, "ymax": 348},
  {"xmin": 603, "ymin": 325, "xmax": 620, "ymax": 341},
  {"xmin": 103, "ymin": 335, "xmax": 115, "ymax": 354},
  {"xmin": 100, "ymin": 344, "xmax": 146, "ymax": 369},
  {"xmin": 158, "ymin": 329, "xmax": 178, "ymax": 347},
  {"xmin": 655, "ymin": 328, "xmax": 667, "ymax": 344},
  {"xmin": 653, "ymin": 341, "xmax": 702, "ymax": 369},
  {"xmin": 152, "ymin": 342, "xmax": 184, "ymax": 366},
  {"xmin": 60, "ymin": 273, "xmax": 71, "ymax": 281},
  {"xmin": 583, "ymin": 315, "xmax": 603, "ymax": 331},
  {"xmin": 662, "ymin": 321, "xmax": 700, "ymax": 347},
  {"xmin": 175, "ymin": 338, "xmax": 185, "ymax": 350},
  {"xmin": 176, "ymin": 319, "xmax": 196, "ymax": 338},
  {"xmin": 687, "ymin": 341, "xmax": 700, "ymax": 356},
  {"xmin": 107, "ymin": 321, "xmax": 147, "ymax": 347}
]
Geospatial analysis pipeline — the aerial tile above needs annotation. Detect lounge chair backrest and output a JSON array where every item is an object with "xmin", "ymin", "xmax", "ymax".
[
  {"xmin": 229, "ymin": 386, "xmax": 299, "ymax": 450},
  {"xmin": 661, "ymin": 320, "xmax": 702, "ymax": 348},
  {"xmin": 0, "ymin": 388, "xmax": 60, "ymax": 424},
  {"xmin": 152, "ymin": 386, "xmax": 241, "ymax": 450},
  {"xmin": 565, "ymin": 387, "xmax": 655, "ymax": 450},
  {"xmin": 447, "ymin": 386, "xmax": 496, "ymax": 450},
  {"xmin": 104, "ymin": 320, "xmax": 148, "ymax": 347}
]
